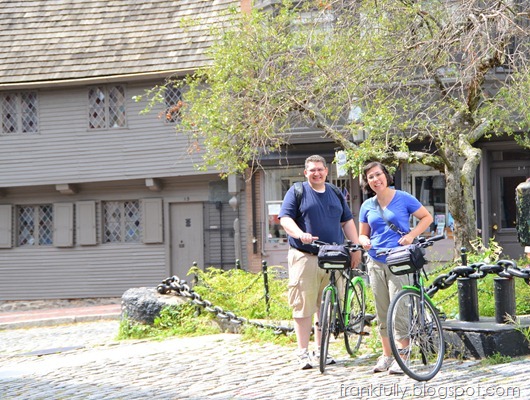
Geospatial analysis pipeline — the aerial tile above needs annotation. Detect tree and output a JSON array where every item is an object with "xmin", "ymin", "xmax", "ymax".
[{"xmin": 149, "ymin": 0, "xmax": 530, "ymax": 257}]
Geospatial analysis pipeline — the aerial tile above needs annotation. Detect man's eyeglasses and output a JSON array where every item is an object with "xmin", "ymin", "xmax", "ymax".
[{"xmin": 307, "ymin": 168, "xmax": 326, "ymax": 174}]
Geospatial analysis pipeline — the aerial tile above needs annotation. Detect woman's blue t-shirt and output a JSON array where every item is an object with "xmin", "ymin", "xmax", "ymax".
[{"xmin": 359, "ymin": 190, "xmax": 422, "ymax": 263}]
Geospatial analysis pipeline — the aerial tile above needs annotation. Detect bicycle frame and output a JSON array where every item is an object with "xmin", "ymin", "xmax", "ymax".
[
  {"xmin": 401, "ymin": 270, "xmax": 436, "ymax": 308},
  {"xmin": 343, "ymin": 274, "xmax": 366, "ymax": 327},
  {"xmin": 320, "ymin": 269, "xmax": 366, "ymax": 337},
  {"xmin": 321, "ymin": 271, "xmax": 342, "ymax": 336}
]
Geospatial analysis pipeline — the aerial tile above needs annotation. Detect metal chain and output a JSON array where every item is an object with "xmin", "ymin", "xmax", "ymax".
[
  {"xmin": 156, "ymin": 260, "xmax": 529, "ymax": 333},
  {"xmin": 157, "ymin": 275, "xmax": 294, "ymax": 335},
  {"xmin": 425, "ymin": 260, "xmax": 530, "ymax": 299}
]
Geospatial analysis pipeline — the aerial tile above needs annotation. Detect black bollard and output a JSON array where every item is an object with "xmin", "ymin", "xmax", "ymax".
[
  {"xmin": 494, "ymin": 277, "xmax": 516, "ymax": 324},
  {"xmin": 457, "ymin": 277, "xmax": 479, "ymax": 322},
  {"xmin": 262, "ymin": 260, "xmax": 270, "ymax": 314}
]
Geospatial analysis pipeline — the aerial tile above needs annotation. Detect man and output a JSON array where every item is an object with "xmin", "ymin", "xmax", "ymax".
[{"xmin": 279, "ymin": 154, "xmax": 361, "ymax": 370}]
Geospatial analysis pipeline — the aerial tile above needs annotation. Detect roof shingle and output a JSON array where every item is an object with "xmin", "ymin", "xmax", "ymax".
[{"xmin": 0, "ymin": 0, "xmax": 238, "ymax": 86}]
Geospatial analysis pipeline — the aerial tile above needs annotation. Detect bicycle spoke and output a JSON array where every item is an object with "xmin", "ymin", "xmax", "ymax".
[
  {"xmin": 344, "ymin": 278, "xmax": 365, "ymax": 355},
  {"xmin": 388, "ymin": 289, "xmax": 444, "ymax": 381}
]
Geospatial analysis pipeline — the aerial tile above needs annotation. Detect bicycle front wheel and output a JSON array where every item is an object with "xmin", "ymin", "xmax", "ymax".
[
  {"xmin": 319, "ymin": 289, "xmax": 334, "ymax": 373},
  {"xmin": 387, "ymin": 288, "xmax": 445, "ymax": 381},
  {"xmin": 344, "ymin": 278, "xmax": 365, "ymax": 355}
]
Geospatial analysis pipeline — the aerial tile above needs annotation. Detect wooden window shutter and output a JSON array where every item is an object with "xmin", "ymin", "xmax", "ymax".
[
  {"xmin": 0, "ymin": 204, "xmax": 12, "ymax": 248},
  {"xmin": 142, "ymin": 198, "xmax": 163, "ymax": 244},
  {"xmin": 77, "ymin": 201, "xmax": 97, "ymax": 245},
  {"xmin": 54, "ymin": 203, "xmax": 74, "ymax": 247}
]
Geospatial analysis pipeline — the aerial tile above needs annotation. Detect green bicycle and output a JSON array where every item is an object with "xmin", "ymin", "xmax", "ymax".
[
  {"xmin": 314, "ymin": 241, "xmax": 369, "ymax": 373},
  {"xmin": 378, "ymin": 235, "xmax": 445, "ymax": 381}
]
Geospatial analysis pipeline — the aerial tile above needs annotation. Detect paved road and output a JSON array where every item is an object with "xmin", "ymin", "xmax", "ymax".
[{"xmin": 0, "ymin": 321, "xmax": 528, "ymax": 399}]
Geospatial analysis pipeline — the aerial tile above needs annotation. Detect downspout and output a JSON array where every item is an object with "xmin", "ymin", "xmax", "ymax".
[{"xmin": 252, "ymin": 175, "xmax": 258, "ymax": 254}]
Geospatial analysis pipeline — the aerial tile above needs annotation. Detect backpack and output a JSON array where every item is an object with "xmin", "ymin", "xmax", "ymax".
[{"xmin": 293, "ymin": 181, "xmax": 346, "ymax": 218}]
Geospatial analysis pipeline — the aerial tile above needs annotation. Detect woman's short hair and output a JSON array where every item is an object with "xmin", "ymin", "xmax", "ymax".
[{"xmin": 361, "ymin": 161, "xmax": 394, "ymax": 195}]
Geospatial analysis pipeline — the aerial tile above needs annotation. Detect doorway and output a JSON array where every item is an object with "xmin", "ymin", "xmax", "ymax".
[
  {"xmin": 490, "ymin": 166, "xmax": 530, "ymax": 258},
  {"xmin": 170, "ymin": 203, "xmax": 204, "ymax": 280}
]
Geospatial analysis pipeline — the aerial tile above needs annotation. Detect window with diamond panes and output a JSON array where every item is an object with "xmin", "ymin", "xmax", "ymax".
[
  {"xmin": 17, "ymin": 205, "xmax": 53, "ymax": 246},
  {"xmin": 164, "ymin": 84, "xmax": 183, "ymax": 123},
  {"xmin": 103, "ymin": 200, "xmax": 141, "ymax": 243},
  {"xmin": 88, "ymin": 85, "xmax": 126, "ymax": 129},
  {"xmin": 1, "ymin": 92, "xmax": 38, "ymax": 134}
]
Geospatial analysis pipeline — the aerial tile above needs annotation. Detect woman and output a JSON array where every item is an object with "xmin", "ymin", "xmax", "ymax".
[{"xmin": 358, "ymin": 161, "xmax": 433, "ymax": 375}]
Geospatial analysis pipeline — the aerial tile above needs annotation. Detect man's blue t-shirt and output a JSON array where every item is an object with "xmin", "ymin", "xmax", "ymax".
[
  {"xmin": 359, "ymin": 190, "xmax": 422, "ymax": 263},
  {"xmin": 278, "ymin": 182, "xmax": 353, "ymax": 254}
]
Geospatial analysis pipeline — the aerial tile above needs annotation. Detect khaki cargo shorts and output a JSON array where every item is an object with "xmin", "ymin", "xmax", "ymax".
[{"xmin": 287, "ymin": 248, "xmax": 330, "ymax": 319}]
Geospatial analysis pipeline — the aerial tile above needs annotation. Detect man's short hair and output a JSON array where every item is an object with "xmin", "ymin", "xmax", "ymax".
[{"xmin": 305, "ymin": 155, "xmax": 327, "ymax": 169}]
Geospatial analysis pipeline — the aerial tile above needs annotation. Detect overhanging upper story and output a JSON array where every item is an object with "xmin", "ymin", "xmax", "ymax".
[{"xmin": 0, "ymin": 0, "xmax": 239, "ymax": 189}]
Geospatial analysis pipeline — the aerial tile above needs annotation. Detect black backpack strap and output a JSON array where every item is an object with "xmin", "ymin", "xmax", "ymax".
[
  {"xmin": 294, "ymin": 182, "xmax": 303, "ymax": 218},
  {"xmin": 294, "ymin": 181, "xmax": 346, "ymax": 219}
]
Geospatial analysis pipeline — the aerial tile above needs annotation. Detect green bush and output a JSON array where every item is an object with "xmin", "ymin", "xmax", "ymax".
[
  {"xmin": 117, "ymin": 303, "xmax": 219, "ymax": 340},
  {"xmin": 118, "ymin": 265, "xmax": 293, "ymax": 341},
  {"xmin": 189, "ymin": 265, "xmax": 292, "ymax": 321}
]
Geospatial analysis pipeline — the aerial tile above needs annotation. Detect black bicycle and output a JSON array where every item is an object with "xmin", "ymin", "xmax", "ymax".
[
  {"xmin": 377, "ymin": 235, "xmax": 445, "ymax": 381},
  {"xmin": 313, "ymin": 240, "xmax": 369, "ymax": 373}
]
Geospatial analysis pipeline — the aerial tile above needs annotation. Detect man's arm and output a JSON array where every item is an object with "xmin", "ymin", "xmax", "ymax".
[
  {"xmin": 280, "ymin": 216, "xmax": 318, "ymax": 244},
  {"xmin": 342, "ymin": 219, "xmax": 361, "ymax": 267}
]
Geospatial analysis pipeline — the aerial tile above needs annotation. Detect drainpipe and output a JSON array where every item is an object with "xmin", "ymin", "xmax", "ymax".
[{"xmin": 252, "ymin": 175, "xmax": 258, "ymax": 254}]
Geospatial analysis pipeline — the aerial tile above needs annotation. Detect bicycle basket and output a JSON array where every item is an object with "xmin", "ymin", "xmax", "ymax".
[
  {"xmin": 317, "ymin": 244, "xmax": 351, "ymax": 270},
  {"xmin": 386, "ymin": 244, "xmax": 426, "ymax": 275}
]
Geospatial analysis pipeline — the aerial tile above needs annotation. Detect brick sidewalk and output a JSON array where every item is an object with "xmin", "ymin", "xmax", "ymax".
[{"xmin": 0, "ymin": 304, "xmax": 121, "ymax": 330}]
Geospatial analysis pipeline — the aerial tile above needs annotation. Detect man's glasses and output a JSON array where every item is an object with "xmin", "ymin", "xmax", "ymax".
[{"xmin": 307, "ymin": 168, "xmax": 326, "ymax": 174}]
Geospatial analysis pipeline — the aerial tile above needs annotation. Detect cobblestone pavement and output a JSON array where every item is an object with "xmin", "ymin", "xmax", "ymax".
[{"xmin": 0, "ymin": 320, "xmax": 529, "ymax": 400}]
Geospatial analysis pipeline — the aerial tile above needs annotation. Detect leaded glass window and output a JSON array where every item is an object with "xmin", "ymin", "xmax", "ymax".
[
  {"xmin": 1, "ymin": 92, "xmax": 38, "ymax": 134},
  {"xmin": 164, "ymin": 84, "xmax": 183, "ymax": 123},
  {"xmin": 88, "ymin": 85, "xmax": 126, "ymax": 129},
  {"xmin": 17, "ymin": 205, "xmax": 53, "ymax": 246},
  {"xmin": 103, "ymin": 200, "xmax": 141, "ymax": 243}
]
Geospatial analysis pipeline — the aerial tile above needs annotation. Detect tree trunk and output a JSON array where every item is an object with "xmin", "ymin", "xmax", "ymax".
[{"xmin": 443, "ymin": 143, "xmax": 482, "ymax": 260}]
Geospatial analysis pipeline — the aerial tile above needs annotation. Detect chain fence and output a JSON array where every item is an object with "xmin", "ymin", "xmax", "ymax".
[
  {"xmin": 157, "ymin": 258, "xmax": 530, "ymax": 334},
  {"xmin": 157, "ymin": 273, "xmax": 294, "ymax": 335}
]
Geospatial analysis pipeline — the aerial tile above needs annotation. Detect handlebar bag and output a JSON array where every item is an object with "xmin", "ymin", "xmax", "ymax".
[
  {"xmin": 386, "ymin": 244, "xmax": 426, "ymax": 275},
  {"xmin": 317, "ymin": 244, "xmax": 351, "ymax": 270}
]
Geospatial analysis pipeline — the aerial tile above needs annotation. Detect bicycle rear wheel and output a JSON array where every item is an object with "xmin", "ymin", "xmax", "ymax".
[
  {"xmin": 387, "ymin": 288, "xmax": 445, "ymax": 381},
  {"xmin": 319, "ymin": 289, "xmax": 334, "ymax": 373},
  {"xmin": 344, "ymin": 278, "xmax": 365, "ymax": 355}
]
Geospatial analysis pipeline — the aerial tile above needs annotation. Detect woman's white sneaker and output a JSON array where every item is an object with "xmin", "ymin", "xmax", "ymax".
[{"xmin": 373, "ymin": 355, "xmax": 394, "ymax": 373}]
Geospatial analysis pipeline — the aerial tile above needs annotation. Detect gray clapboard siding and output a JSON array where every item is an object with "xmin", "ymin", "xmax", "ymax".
[
  {"xmin": 0, "ymin": 245, "xmax": 166, "ymax": 300},
  {"xmin": 0, "ymin": 82, "xmax": 210, "ymax": 187}
]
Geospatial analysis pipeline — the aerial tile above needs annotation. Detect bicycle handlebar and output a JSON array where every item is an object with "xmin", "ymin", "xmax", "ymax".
[
  {"xmin": 375, "ymin": 234, "xmax": 445, "ymax": 257},
  {"xmin": 311, "ymin": 240, "xmax": 364, "ymax": 253}
]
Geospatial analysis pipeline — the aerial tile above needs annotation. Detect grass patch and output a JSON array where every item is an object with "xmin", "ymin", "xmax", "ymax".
[
  {"xmin": 117, "ymin": 303, "xmax": 220, "ymax": 340},
  {"xmin": 480, "ymin": 352, "xmax": 513, "ymax": 366}
]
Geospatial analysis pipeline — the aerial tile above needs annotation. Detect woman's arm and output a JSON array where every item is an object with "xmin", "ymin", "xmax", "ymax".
[{"xmin": 399, "ymin": 206, "xmax": 434, "ymax": 245}]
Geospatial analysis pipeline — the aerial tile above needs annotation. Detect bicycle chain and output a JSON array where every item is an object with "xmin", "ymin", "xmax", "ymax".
[{"xmin": 157, "ymin": 275, "xmax": 294, "ymax": 335}]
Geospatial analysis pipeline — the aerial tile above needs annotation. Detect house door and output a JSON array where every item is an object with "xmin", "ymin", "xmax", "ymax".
[
  {"xmin": 490, "ymin": 166, "xmax": 529, "ymax": 258},
  {"xmin": 170, "ymin": 203, "xmax": 204, "ymax": 280}
]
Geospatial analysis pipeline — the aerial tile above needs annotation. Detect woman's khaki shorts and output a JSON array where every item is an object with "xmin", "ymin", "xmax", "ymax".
[
  {"xmin": 367, "ymin": 257, "xmax": 411, "ymax": 337},
  {"xmin": 287, "ymin": 248, "xmax": 330, "ymax": 319}
]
